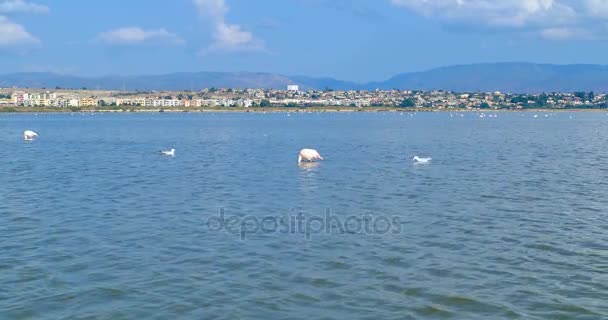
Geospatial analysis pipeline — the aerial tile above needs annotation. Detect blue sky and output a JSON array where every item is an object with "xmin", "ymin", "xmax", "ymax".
[{"xmin": 1, "ymin": 0, "xmax": 608, "ymax": 82}]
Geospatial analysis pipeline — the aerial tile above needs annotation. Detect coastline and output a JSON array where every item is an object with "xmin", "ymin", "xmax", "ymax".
[{"xmin": 1, "ymin": 106, "xmax": 608, "ymax": 114}]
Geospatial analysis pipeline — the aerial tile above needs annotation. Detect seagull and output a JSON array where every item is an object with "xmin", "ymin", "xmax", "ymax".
[
  {"xmin": 413, "ymin": 156, "xmax": 432, "ymax": 164},
  {"xmin": 298, "ymin": 148, "xmax": 324, "ymax": 163},
  {"xmin": 160, "ymin": 148, "xmax": 175, "ymax": 156},
  {"xmin": 23, "ymin": 130, "xmax": 38, "ymax": 141}
]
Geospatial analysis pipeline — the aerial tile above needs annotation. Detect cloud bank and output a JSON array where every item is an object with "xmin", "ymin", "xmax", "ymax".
[{"xmin": 390, "ymin": 0, "xmax": 608, "ymax": 40}]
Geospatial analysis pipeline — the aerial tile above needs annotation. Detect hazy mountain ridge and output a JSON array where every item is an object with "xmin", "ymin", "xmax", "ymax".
[
  {"xmin": 375, "ymin": 63, "xmax": 608, "ymax": 92},
  {"xmin": 2, "ymin": 63, "xmax": 608, "ymax": 92}
]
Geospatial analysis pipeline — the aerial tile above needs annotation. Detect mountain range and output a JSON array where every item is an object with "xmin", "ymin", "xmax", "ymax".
[{"xmin": 1, "ymin": 63, "xmax": 608, "ymax": 93}]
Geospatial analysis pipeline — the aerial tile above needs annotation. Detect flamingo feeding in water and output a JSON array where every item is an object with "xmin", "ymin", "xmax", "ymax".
[
  {"xmin": 23, "ymin": 130, "xmax": 38, "ymax": 141},
  {"xmin": 298, "ymin": 149, "xmax": 324, "ymax": 163}
]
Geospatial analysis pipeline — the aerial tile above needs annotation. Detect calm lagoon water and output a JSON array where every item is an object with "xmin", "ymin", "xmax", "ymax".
[{"xmin": 1, "ymin": 112, "xmax": 607, "ymax": 319}]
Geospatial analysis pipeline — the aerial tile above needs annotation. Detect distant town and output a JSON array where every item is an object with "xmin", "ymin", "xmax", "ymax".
[{"xmin": 0, "ymin": 85, "xmax": 606, "ymax": 111}]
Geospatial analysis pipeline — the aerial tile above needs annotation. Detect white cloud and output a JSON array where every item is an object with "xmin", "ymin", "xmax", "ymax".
[
  {"xmin": 391, "ymin": 0, "xmax": 575, "ymax": 28},
  {"xmin": 389, "ymin": 0, "xmax": 608, "ymax": 39},
  {"xmin": 98, "ymin": 27, "xmax": 184, "ymax": 45},
  {"xmin": 0, "ymin": 15, "xmax": 39, "ymax": 46},
  {"xmin": 0, "ymin": 0, "xmax": 48, "ymax": 14},
  {"xmin": 209, "ymin": 22, "xmax": 263, "ymax": 51},
  {"xmin": 194, "ymin": 0, "xmax": 264, "ymax": 53},
  {"xmin": 0, "ymin": 1, "xmax": 45, "ymax": 50},
  {"xmin": 585, "ymin": 0, "xmax": 608, "ymax": 18}
]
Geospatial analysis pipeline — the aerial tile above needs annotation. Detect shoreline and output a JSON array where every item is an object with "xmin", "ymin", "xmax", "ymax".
[{"xmin": 1, "ymin": 106, "xmax": 608, "ymax": 113}]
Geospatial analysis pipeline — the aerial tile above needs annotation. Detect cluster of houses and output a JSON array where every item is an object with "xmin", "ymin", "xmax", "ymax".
[
  {"xmin": 1, "ymin": 87, "xmax": 606, "ymax": 109},
  {"xmin": 114, "ymin": 97, "xmax": 254, "ymax": 108},
  {"xmin": 8, "ymin": 91, "xmax": 98, "ymax": 108},
  {"xmin": 2, "ymin": 90, "xmax": 256, "ymax": 108}
]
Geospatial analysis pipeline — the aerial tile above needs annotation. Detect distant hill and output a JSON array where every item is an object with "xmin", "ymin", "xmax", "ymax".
[
  {"xmin": 2, "ymin": 63, "xmax": 608, "ymax": 92},
  {"xmin": 0, "ymin": 71, "xmax": 358, "ymax": 91},
  {"xmin": 371, "ymin": 63, "xmax": 608, "ymax": 93}
]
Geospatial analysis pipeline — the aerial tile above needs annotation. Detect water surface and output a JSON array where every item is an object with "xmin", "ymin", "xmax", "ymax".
[{"xmin": 1, "ymin": 112, "xmax": 607, "ymax": 319}]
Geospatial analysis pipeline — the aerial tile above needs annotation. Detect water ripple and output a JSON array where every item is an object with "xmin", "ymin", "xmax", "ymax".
[{"xmin": 1, "ymin": 112, "xmax": 607, "ymax": 319}]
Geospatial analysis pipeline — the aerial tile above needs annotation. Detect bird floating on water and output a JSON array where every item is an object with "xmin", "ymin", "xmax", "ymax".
[
  {"xmin": 160, "ymin": 148, "xmax": 175, "ymax": 156},
  {"xmin": 298, "ymin": 148, "xmax": 324, "ymax": 164},
  {"xmin": 413, "ymin": 156, "xmax": 432, "ymax": 164},
  {"xmin": 23, "ymin": 130, "xmax": 38, "ymax": 141}
]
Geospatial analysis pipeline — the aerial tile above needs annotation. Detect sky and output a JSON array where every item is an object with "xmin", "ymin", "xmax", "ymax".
[{"xmin": 1, "ymin": 0, "xmax": 608, "ymax": 82}]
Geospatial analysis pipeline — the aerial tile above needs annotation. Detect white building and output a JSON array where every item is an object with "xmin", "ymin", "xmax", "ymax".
[
  {"xmin": 287, "ymin": 85, "xmax": 299, "ymax": 92},
  {"xmin": 151, "ymin": 99, "xmax": 181, "ymax": 107},
  {"xmin": 46, "ymin": 99, "xmax": 60, "ymax": 107},
  {"xmin": 185, "ymin": 99, "xmax": 203, "ymax": 107},
  {"xmin": 12, "ymin": 91, "xmax": 28, "ymax": 105},
  {"xmin": 235, "ymin": 99, "xmax": 253, "ymax": 108}
]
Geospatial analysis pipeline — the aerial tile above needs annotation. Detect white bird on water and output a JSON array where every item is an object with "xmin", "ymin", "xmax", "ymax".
[
  {"xmin": 413, "ymin": 156, "xmax": 432, "ymax": 164},
  {"xmin": 23, "ymin": 130, "xmax": 38, "ymax": 141},
  {"xmin": 160, "ymin": 148, "xmax": 175, "ymax": 156},
  {"xmin": 298, "ymin": 148, "xmax": 324, "ymax": 163}
]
